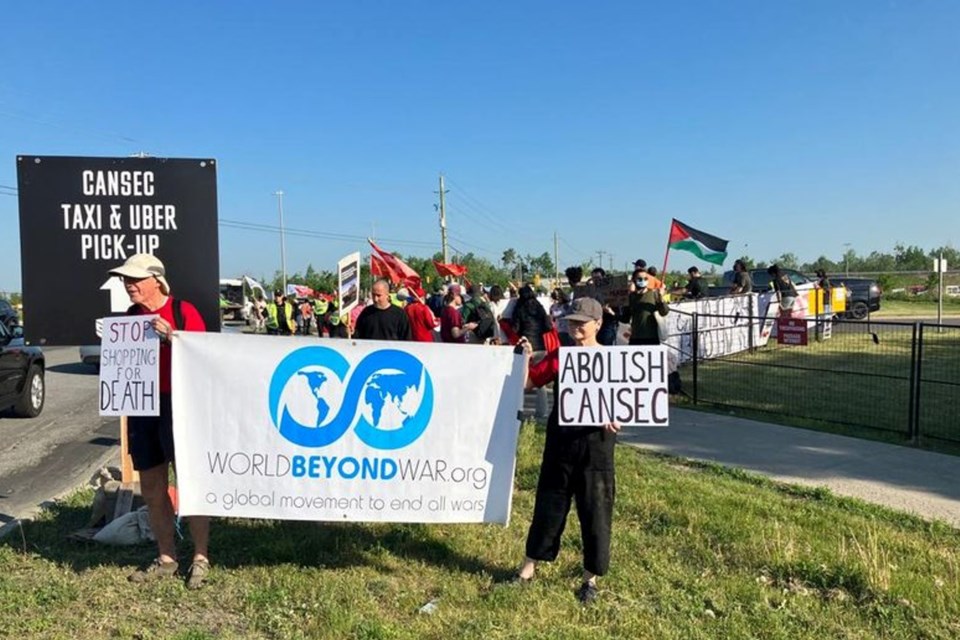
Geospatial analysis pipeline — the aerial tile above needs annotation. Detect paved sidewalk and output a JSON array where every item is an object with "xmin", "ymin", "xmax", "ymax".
[{"xmin": 618, "ymin": 408, "xmax": 960, "ymax": 528}]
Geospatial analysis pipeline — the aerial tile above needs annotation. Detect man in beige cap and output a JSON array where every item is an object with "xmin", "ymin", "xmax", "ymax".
[{"xmin": 107, "ymin": 253, "xmax": 212, "ymax": 589}]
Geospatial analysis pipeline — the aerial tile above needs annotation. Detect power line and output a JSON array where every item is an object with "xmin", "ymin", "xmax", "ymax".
[
  {"xmin": 443, "ymin": 176, "xmax": 543, "ymax": 238},
  {"xmin": 447, "ymin": 233, "xmax": 498, "ymax": 256},
  {"xmin": 219, "ymin": 218, "xmax": 436, "ymax": 250},
  {"xmin": 444, "ymin": 193, "xmax": 514, "ymax": 234},
  {"xmin": 443, "ymin": 176, "xmax": 514, "ymax": 228},
  {"xmin": 0, "ymin": 108, "xmax": 138, "ymax": 145},
  {"xmin": 444, "ymin": 201, "xmax": 509, "ymax": 234},
  {"xmin": 559, "ymin": 235, "xmax": 591, "ymax": 260}
]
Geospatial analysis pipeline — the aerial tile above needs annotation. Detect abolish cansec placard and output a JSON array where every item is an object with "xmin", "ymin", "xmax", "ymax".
[
  {"xmin": 172, "ymin": 335, "xmax": 526, "ymax": 524},
  {"xmin": 99, "ymin": 316, "xmax": 160, "ymax": 416},
  {"xmin": 557, "ymin": 346, "xmax": 669, "ymax": 427},
  {"xmin": 16, "ymin": 155, "xmax": 220, "ymax": 345}
]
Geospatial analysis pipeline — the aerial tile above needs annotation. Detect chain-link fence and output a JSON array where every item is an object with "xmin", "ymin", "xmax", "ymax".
[
  {"xmin": 686, "ymin": 314, "xmax": 959, "ymax": 446},
  {"xmin": 915, "ymin": 323, "xmax": 960, "ymax": 446}
]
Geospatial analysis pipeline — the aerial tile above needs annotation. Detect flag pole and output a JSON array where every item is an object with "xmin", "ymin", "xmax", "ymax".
[{"xmin": 661, "ymin": 219, "xmax": 675, "ymax": 284}]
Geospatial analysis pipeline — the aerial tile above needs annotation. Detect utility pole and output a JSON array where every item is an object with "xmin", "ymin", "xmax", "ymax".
[
  {"xmin": 554, "ymin": 231, "xmax": 560, "ymax": 285},
  {"xmin": 436, "ymin": 174, "xmax": 449, "ymax": 264},
  {"xmin": 609, "ymin": 255, "xmax": 613, "ymax": 273},
  {"xmin": 595, "ymin": 250, "xmax": 607, "ymax": 271},
  {"xmin": 273, "ymin": 190, "xmax": 287, "ymax": 293}
]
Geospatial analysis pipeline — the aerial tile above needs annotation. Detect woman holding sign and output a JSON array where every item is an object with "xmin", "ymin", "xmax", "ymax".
[
  {"xmin": 513, "ymin": 297, "xmax": 620, "ymax": 606},
  {"xmin": 107, "ymin": 254, "xmax": 212, "ymax": 590}
]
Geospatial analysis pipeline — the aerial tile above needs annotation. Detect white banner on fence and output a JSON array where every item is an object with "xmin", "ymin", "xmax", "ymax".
[
  {"xmin": 557, "ymin": 346, "xmax": 669, "ymax": 427},
  {"xmin": 172, "ymin": 334, "xmax": 526, "ymax": 524},
  {"xmin": 659, "ymin": 294, "xmax": 783, "ymax": 364},
  {"xmin": 99, "ymin": 315, "xmax": 159, "ymax": 416}
]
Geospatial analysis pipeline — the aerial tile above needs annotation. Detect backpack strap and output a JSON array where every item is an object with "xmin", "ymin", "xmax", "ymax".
[
  {"xmin": 127, "ymin": 298, "xmax": 184, "ymax": 330},
  {"xmin": 172, "ymin": 298, "xmax": 184, "ymax": 331}
]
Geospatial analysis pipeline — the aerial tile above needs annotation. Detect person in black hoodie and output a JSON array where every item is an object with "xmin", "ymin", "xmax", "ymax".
[{"xmin": 511, "ymin": 285, "xmax": 553, "ymax": 419}]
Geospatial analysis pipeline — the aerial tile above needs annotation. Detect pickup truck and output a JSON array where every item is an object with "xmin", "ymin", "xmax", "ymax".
[
  {"xmin": 832, "ymin": 277, "xmax": 881, "ymax": 319},
  {"xmin": 714, "ymin": 269, "xmax": 875, "ymax": 319},
  {"xmin": 713, "ymin": 268, "xmax": 813, "ymax": 296}
]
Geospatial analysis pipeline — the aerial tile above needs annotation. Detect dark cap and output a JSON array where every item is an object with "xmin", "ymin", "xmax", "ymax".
[
  {"xmin": 687, "ymin": 266, "xmax": 700, "ymax": 275},
  {"xmin": 633, "ymin": 258, "xmax": 647, "ymax": 268},
  {"xmin": 565, "ymin": 297, "xmax": 603, "ymax": 323},
  {"xmin": 274, "ymin": 289, "xmax": 283, "ymax": 296}
]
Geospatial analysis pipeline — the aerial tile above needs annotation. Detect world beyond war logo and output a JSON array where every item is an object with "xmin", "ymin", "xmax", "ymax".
[{"xmin": 268, "ymin": 346, "xmax": 434, "ymax": 449}]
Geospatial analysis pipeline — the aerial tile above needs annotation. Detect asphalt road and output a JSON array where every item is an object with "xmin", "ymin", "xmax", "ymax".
[{"xmin": 0, "ymin": 346, "xmax": 119, "ymax": 535}]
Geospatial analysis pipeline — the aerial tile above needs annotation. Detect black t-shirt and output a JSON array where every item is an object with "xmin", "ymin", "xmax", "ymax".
[
  {"xmin": 354, "ymin": 305, "xmax": 411, "ymax": 341},
  {"xmin": 686, "ymin": 277, "xmax": 705, "ymax": 299}
]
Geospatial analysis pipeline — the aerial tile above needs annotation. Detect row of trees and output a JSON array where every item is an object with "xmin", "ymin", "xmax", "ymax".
[
  {"xmin": 258, "ymin": 242, "xmax": 959, "ymax": 296},
  {"xmin": 262, "ymin": 248, "xmax": 565, "ymax": 295},
  {"xmin": 740, "ymin": 243, "xmax": 960, "ymax": 275}
]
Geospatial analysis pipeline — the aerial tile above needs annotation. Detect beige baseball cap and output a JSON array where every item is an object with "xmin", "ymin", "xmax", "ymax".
[{"xmin": 108, "ymin": 253, "xmax": 170, "ymax": 295}]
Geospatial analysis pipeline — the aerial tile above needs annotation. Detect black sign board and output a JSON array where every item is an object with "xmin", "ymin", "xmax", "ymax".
[{"xmin": 16, "ymin": 155, "xmax": 220, "ymax": 345}]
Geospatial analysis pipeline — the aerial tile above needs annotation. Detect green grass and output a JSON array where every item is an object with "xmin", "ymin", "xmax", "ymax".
[
  {"xmin": 874, "ymin": 299, "xmax": 960, "ymax": 317},
  {"xmin": 3, "ymin": 425, "xmax": 960, "ymax": 639},
  {"xmin": 689, "ymin": 322, "xmax": 960, "ymax": 451}
]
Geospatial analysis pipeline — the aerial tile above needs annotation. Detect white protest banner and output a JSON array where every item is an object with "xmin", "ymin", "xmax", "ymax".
[
  {"xmin": 557, "ymin": 346, "xmax": 669, "ymax": 427},
  {"xmin": 659, "ymin": 293, "xmax": 781, "ymax": 364},
  {"xmin": 338, "ymin": 252, "xmax": 361, "ymax": 314},
  {"xmin": 99, "ymin": 315, "xmax": 160, "ymax": 416},
  {"xmin": 172, "ymin": 334, "xmax": 526, "ymax": 523}
]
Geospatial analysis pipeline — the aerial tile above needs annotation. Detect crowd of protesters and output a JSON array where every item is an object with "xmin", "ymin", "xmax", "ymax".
[{"xmin": 130, "ymin": 255, "xmax": 790, "ymax": 603}]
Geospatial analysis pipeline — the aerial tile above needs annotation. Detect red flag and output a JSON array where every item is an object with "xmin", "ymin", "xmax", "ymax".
[
  {"xmin": 433, "ymin": 260, "xmax": 468, "ymax": 278},
  {"xmin": 370, "ymin": 253, "xmax": 391, "ymax": 280},
  {"xmin": 368, "ymin": 240, "xmax": 422, "ymax": 289}
]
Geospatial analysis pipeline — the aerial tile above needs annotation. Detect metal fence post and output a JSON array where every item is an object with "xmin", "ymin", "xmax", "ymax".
[
  {"xmin": 692, "ymin": 312, "xmax": 699, "ymax": 404},
  {"xmin": 907, "ymin": 322, "xmax": 920, "ymax": 444},
  {"xmin": 912, "ymin": 323, "xmax": 925, "ymax": 444}
]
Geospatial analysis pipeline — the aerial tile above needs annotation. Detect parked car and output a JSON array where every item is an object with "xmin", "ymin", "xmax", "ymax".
[
  {"xmin": 0, "ymin": 320, "xmax": 45, "ymax": 418},
  {"xmin": 717, "ymin": 267, "xmax": 815, "ymax": 294},
  {"xmin": 833, "ymin": 277, "xmax": 882, "ymax": 320},
  {"xmin": 79, "ymin": 344, "xmax": 101, "ymax": 370},
  {"xmin": 0, "ymin": 298, "xmax": 19, "ymax": 331}
]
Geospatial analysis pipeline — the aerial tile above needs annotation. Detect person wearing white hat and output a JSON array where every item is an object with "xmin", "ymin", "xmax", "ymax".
[{"xmin": 106, "ymin": 253, "xmax": 212, "ymax": 590}]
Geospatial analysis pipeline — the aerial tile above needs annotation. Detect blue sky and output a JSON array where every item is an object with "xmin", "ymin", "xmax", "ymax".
[{"xmin": 2, "ymin": 1, "xmax": 959, "ymax": 292}]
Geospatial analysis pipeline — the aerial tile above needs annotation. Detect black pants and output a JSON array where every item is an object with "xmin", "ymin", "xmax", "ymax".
[{"xmin": 525, "ymin": 427, "xmax": 616, "ymax": 576}]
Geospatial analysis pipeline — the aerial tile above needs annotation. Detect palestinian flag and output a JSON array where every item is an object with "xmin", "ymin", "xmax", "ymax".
[{"xmin": 668, "ymin": 219, "xmax": 728, "ymax": 265}]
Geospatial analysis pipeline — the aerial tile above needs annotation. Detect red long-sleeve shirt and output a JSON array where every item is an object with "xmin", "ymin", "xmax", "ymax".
[{"xmin": 130, "ymin": 297, "xmax": 206, "ymax": 394}]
